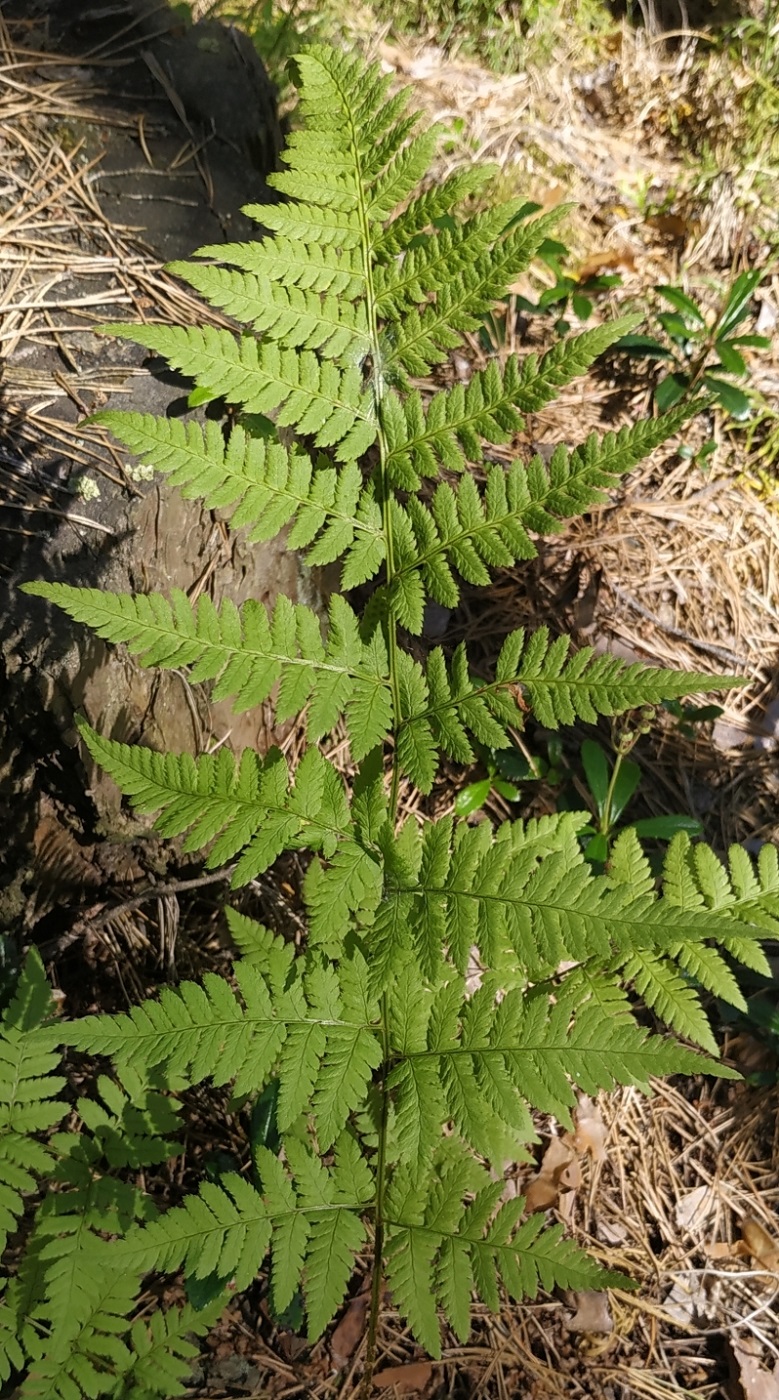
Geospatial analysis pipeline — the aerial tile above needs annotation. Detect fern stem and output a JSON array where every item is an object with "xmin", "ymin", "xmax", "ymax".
[
  {"xmin": 340, "ymin": 65, "xmax": 403, "ymax": 1392},
  {"xmin": 360, "ymin": 987, "xmax": 391, "ymax": 1397}
]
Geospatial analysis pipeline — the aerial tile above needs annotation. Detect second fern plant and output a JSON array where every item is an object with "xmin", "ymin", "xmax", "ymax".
[{"xmin": 11, "ymin": 43, "xmax": 773, "ymax": 1398}]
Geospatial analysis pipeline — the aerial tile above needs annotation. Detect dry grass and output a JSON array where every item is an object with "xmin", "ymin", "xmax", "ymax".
[{"xmin": 0, "ymin": 9, "xmax": 238, "ymax": 537}]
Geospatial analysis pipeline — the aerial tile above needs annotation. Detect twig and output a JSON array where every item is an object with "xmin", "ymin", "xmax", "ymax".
[
  {"xmin": 36, "ymin": 869, "xmax": 234, "ymax": 960},
  {"xmin": 608, "ymin": 582, "xmax": 749, "ymax": 670}
]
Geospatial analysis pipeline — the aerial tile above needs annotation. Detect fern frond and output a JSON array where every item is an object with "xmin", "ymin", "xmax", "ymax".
[
  {"xmin": 383, "ymin": 207, "xmax": 565, "ymax": 377},
  {"xmin": 385, "ymin": 1150, "xmax": 628, "ymax": 1358},
  {"xmin": 98, "ymin": 324, "xmax": 377, "ymax": 463},
  {"xmin": 372, "ymin": 166, "xmax": 496, "ymax": 258},
  {"xmin": 375, "ymin": 199, "xmax": 529, "ymax": 320},
  {"xmin": 76, "ymin": 723, "xmax": 354, "ymax": 884},
  {"xmin": 381, "ymin": 319, "xmax": 638, "ymax": 488},
  {"xmin": 117, "ymin": 1173, "xmax": 270, "ymax": 1291},
  {"xmin": 0, "ymin": 1296, "xmax": 25, "ymax": 1387},
  {"xmin": 27, "ymin": 586, "xmax": 391, "ymax": 762},
  {"xmin": 387, "ymin": 972, "xmax": 731, "ymax": 1174},
  {"xmin": 0, "ymin": 953, "xmax": 66, "ymax": 1256},
  {"xmin": 191, "ymin": 231, "xmax": 367, "ymax": 297},
  {"xmin": 369, "ymin": 813, "xmax": 752, "ymax": 989},
  {"xmin": 85, "ymin": 413, "xmax": 384, "ymax": 573},
  {"xmin": 169, "ymin": 261, "xmax": 371, "ymax": 361},
  {"xmin": 395, "ymin": 631, "xmax": 736, "ymax": 790},
  {"xmin": 20, "ymin": 1266, "xmax": 138, "ymax": 1400},
  {"xmin": 122, "ymin": 1297, "xmax": 225, "ymax": 1400},
  {"xmin": 590, "ymin": 828, "xmax": 753, "ymax": 1037},
  {"xmin": 663, "ymin": 833, "xmax": 778, "ymax": 968},
  {"xmin": 66, "ymin": 939, "xmax": 381, "ymax": 1146},
  {"xmin": 255, "ymin": 1135, "xmax": 369, "ymax": 1339},
  {"xmin": 119, "ymin": 1137, "xmax": 366, "ymax": 1342},
  {"xmin": 385, "ymin": 404, "xmax": 699, "ymax": 629}
]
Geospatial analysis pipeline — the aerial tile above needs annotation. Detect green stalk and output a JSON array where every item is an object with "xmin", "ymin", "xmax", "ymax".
[{"xmin": 348, "ymin": 91, "xmax": 402, "ymax": 1395}]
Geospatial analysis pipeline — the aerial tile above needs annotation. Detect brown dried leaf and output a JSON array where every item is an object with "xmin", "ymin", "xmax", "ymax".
[
  {"xmin": 742, "ymin": 1219, "xmax": 779, "ymax": 1273},
  {"xmin": 706, "ymin": 1239, "xmax": 748, "ymax": 1261},
  {"xmin": 565, "ymin": 1290, "xmax": 613, "ymax": 1334},
  {"xmin": 732, "ymin": 1336, "xmax": 779, "ymax": 1400},
  {"xmin": 576, "ymin": 247, "xmax": 637, "ymax": 280},
  {"xmin": 373, "ymin": 1361, "xmax": 434, "ymax": 1392},
  {"xmin": 330, "ymin": 1290, "xmax": 369, "ymax": 1370},
  {"xmin": 573, "ymin": 1096, "xmax": 607, "ymax": 1164},
  {"xmin": 525, "ymin": 1136, "xmax": 576, "ymax": 1214}
]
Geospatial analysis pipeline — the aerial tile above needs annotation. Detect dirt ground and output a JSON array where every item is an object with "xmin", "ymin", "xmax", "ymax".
[{"xmin": 2, "ymin": 0, "xmax": 779, "ymax": 1396}]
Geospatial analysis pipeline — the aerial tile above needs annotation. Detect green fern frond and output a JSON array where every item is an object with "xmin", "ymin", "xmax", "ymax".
[
  {"xmin": 66, "ymin": 940, "xmax": 381, "ymax": 1146},
  {"xmin": 372, "ymin": 167, "xmax": 495, "ymax": 258},
  {"xmin": 98, "ymin": 324, "xmax": 377, "ymax": 463},
  {"xmin": 387, "ymin": 973, "xmax": 731, "ymax": 1174},
  {"xmin": 381, "ymin": 319, "xmax": 638, "ymax": 488},
  {"xmin": 0, "ymin": 1296, "xmax": 25, "ymax": 1387},
  {"xmin": 191, "ymin": 231, "xmax": 366, "ymax": 298},
  {"xmin": 374, "ymin": 199, "xmax": 531, "ymax": 320},
  {"xmin": 118, "ymin": 1137, "xmax": 366, "ymax": 1343},
  {"xmin": 385, "ymin": 1150, "xmax": 628, "ymax": 1358},
  {"xmin": 121, "ymin": 1296, "xmax": 225, "ymax": 1400},
  {"xmin": 84, "ymin": 413, "xmax": 384, "ymax": 572},
  {"xmin": 383, "ymin": 207, "xmax": 565, "ymax": 377},
  {"xmin": 27, "ymin": 586, "xmax": 391, "ymax": 762},
  {"xmin": 369, "ymin": 813, "xmax": 754, "ymax": 989},
  {"xmin": 663, "ymin": 833, "xmax": 778, "ymax": 964},
  {"xmin": 13, "ymin": 39, "xmax": 766, "ymax": 1387},
  {"xmin": 395, "ymin": 631, "xmax": 736, "ymax": 790},
  {"xmin": 117, "ymin": 1173, "xmax": 270, "ymax": 1292},
  {"xmin": 385, "ymin": 404, "xmax": 699, "ymax": 629},
  {"xmin": 76, "ymin": 722, "xmax": 354, "ymax": 884},
  {"xmin": 0, "ymin": 953, "xmax": 66, "ymax": 1257},
  {"xmin": 168, "ymin": 261, "xmax": 371, "ymax": 360},
  {"xmin": 20, "ymin": 1266, "xmax": 139, "ymax": 1400},
  {"xmin": 254, "ymin": 1135, "xmax": 369, "ymax": 1338},
  {"xmin": 618, "ymin": 949, "xmax": 719, "ymax": 1054}
]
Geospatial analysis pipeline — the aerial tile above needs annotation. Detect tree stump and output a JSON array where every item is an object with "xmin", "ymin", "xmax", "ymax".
[{"xmin": 0, "ymin": 2, "xmax": 316, "ymax": 936}]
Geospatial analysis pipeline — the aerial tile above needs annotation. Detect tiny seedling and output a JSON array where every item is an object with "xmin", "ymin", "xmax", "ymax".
[
  {"xmin": 572, "ymin": 730, "xmax": 703, "ymax": 868},
  {"xmin": 454, "ymin": 736, "xmax": 565, "ymax": 816}
]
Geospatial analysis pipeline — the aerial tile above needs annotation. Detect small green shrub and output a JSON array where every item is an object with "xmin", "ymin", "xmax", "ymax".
[
  {"xmin": 4, "ymin": 44, "xmax": 777, "ymax": 1399},
  {"xmin": 615, "ymin": 271, "xmax": 771, "ymax": 422}
]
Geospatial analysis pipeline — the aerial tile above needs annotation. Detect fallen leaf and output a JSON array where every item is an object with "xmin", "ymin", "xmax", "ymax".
[
  {"xmin": 525, "ymin": 1136, "xmax": 579, "ymax": 1214},
  {"xmin": 706, "ymin": 1239, "xmax": 748, "ymax": 1261},
  {"xmin": 576, "ymin": 248, "xmax": 636, "ymax": 281},
  {"xmin": 732, "ymin": 1336, "xmax": 779, "ymax": 1400},
  {"xmin": 675, "ymin": 1185, "xmax": 715, "ymax": 1234},
  {"xmin": 565, "ymin": 1290, "xmax": 613, "ymax": 1334},
  {"xmin": 597, "ymin": 1219, "xmax": 628, "ymax": 1246},
  {"xmin": 742, "ymin": 1219, "xmax": 779, "ymax": 1273},
  {"xmin": 373, "ymin": 1361, "xmax": 434, "ymax": 1392},
  {"xmin": 573, "ymin": 1096, "xmax": 608, "ymax": 1164},
  {"xmin": 661, "ymin": 1274, "xmax": 718, "ymax": 1326},
  {"xmin": 330, "ymin": 1289, "xmax": 369, "ymax": 1369}
]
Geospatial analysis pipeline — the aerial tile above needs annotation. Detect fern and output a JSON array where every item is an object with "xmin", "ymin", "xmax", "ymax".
[
  {"xmin": 27, "ymin": 585, "xmax": 391, "ymax": 761},
  {"xmin": 10, "ymin": 39, "xmax": 767, "ymax": 1398},
  {"xmin": 0, "ymin": 954, "xmax": 66, "ymax": 1256},
  {"xmin": 67, "ymin": 931, "xmax": 382, "ymax": 1145},
  {"xmin": 385, "ymin": 1145, "xmax": 625, "ymax": 1357}
]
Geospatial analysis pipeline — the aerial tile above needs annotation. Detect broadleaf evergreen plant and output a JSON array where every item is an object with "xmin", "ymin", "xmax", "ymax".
[{"xmin": 7, "ymin": 44, "xmax": 775, "ymax": 1398}]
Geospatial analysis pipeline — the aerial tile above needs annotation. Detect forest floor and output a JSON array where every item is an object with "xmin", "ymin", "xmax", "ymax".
[{"xmin": 3, "ymin": 0, "xmax": 779, "ymax": 1395}]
